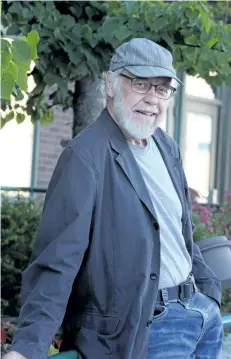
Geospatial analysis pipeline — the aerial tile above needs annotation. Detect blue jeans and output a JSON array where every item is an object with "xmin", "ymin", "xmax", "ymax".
[{"xmin": 147, "ymin": 291, "xmax": 223, "ymax": 358}]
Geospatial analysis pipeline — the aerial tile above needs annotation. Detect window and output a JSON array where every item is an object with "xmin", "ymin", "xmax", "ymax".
[
  {"xmin": 181, "ymin": 75, "xmax": 221, "ymax": 202},
  {"xmin": 0, "ymin": 118, "xmax": 34, "ymax": 187}
]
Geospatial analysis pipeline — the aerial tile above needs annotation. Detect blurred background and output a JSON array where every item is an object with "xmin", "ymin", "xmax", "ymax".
[
  {"xmin": 1, "ymin": 0, "xmax": 231, "ymax": 355},
  {"xmin": 1, "ymin": 0, "xmax": 231, "ymax": 203}
]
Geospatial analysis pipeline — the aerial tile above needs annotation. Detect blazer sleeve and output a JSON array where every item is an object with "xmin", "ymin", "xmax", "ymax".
[
  {"xmin": 11, "ymin": 145, "xmax": 97, "ymax": 359},
  {"xmin": 177, "ymin": 146, "xmax": 221, "ymax": 305}
]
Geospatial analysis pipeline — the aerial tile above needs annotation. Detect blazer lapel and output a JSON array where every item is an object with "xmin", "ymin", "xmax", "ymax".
[
  {"xmin": 115, "ymin": 151, "xmax": 157, "ymax": 219},
  {"xmin": 100, "ymin": 109, "xmax": 186, "ymax": 222},
  {"xmin": 100, "ymin": 109, "xmax": 157, "ymax": 219}
]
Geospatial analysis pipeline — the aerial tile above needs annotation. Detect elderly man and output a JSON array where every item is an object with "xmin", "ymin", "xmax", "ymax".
[{"xmin": 5, "ymin": 38, "xmax": 222, "ymax": 359}]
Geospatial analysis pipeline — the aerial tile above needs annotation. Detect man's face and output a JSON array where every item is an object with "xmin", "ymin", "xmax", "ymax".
[{"xmin": 107, "ymin": 71, "xmax": 173, "ymax": 140}]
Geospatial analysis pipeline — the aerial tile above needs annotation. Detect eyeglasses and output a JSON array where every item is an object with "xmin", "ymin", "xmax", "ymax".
[{"xmin": 120, "ymin": 73, "xmax": 176, "ymax": 100}]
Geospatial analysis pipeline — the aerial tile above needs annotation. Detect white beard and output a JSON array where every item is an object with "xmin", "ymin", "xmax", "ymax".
[{"xmin": 112, "ymin": 88, "xmax": 163, "ymax": 140}]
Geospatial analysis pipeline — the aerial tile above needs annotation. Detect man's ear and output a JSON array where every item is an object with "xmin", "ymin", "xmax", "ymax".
[{"xmin": 105, "ymin": 71, "xmax": 114, "ymax": 98}]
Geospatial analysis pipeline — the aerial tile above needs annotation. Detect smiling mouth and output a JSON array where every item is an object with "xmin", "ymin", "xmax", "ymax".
[{"xmin": 135, "ymin": 110, "xmax": 157, "ymax": 117}]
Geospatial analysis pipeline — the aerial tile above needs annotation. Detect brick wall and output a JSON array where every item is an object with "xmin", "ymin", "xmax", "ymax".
[
  {"xmin": 37, "ymin": 78, "xmax": 105, "ymax": 190},
  {"xmin": 37, "ymin": 107, "xmax": 73, "ymax": 188}
]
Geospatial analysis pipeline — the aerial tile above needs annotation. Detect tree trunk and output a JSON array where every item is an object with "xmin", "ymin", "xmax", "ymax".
[{"xmin": 72, "ymin": 77, "xmax": 106, "ymax": 138}]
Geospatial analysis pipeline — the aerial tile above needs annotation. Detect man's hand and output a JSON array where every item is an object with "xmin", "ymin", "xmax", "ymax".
[{"xmin": 2, "ymin": 351, "xmax": 28, "ymax": 359}]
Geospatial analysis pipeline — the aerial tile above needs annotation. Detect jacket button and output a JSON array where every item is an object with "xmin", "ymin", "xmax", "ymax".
[
  {"xmin": 147, "ymin": 320, "xmax": 152, "ymax": 327},
  {"xmin": 153, "ymin": 222, "xmax": 159, "ymax": 230},
  {"xmin": 150, "ymin": 273, "xmax": 157, "ymax": 280}
]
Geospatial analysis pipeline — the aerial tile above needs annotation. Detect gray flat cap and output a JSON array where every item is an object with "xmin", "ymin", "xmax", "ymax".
[{"xmin": 109, "ymin": 38, "xmax": 182, "ymax": 85}]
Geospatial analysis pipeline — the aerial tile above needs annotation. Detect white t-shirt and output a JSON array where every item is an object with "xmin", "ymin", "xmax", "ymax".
[{"xmin": 128, "ymin": 137, "xmax": 192, "ymax": 289}]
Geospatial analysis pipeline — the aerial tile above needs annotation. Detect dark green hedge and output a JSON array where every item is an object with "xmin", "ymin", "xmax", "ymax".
[{"xmin": 1, "ymin": 194, "xmax": 42, "ymax": 316}]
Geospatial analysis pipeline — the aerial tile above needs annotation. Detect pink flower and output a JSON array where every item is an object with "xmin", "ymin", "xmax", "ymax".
[
  {"xmin": 224, "ymin": 190, "xmax": 231, "ymax": 197},
  {"xmin": 1, "ymin": 328, "xmax": 6, "ymax": 344},
  {"xmin": 220, "ymin": 207, "xmax": 225, "ymax": 212},
  {"xmin": 202, "ymin": 208, "xmax": 210, "ymax": 216},
  {"xmin": 222, "ymin": 222, "xmax": 227, "ymax": 229}
]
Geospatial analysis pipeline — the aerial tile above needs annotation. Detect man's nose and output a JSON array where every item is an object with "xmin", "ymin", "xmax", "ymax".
[{"xmin": 143, "ymin": 86, "xmax": 159, "ymax": 105}]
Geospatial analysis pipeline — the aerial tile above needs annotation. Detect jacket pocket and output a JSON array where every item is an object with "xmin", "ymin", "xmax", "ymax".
[
  {"xmin": 74, "ymin": 313, "xmax": 120, "ymax": 357},
  {"xmin": 152, "ymin": 305, "xmax": 168, "ymax": 321},
  {"xmin": 75, "ymin": 312, "xmax": 120, "ymax": 335}
]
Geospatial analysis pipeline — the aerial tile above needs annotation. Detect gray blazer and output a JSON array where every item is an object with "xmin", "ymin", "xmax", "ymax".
[{"xmin": 12, "ymin": 109, "xmax": 221, "ymax": 359}]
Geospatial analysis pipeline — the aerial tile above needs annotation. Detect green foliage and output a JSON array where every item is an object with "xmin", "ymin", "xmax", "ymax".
[
  {"xmin": 1, "ymin": 30, "xmax": 40, "ymax": 99},
  {"xmin": 1, "ymin": 1, "xmax": 231, "ymax": 126},
  {"xmin": 221, "ymin": 287, "xmax": 231, "ymax": 313},
  {"xmin": 1, "ymin": 194, "xmax": 42, "ymax": 316},
  {"xmin": 1, "ymin": 29, "xmax": 40, "ymax": 129}
]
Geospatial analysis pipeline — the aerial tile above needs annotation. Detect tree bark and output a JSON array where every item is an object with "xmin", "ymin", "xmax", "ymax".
[{"xmin": 72, "ymin": 77, "xmax": 106, "ymax": 138}]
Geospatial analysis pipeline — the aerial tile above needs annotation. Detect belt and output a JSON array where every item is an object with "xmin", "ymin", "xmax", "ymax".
[{"xmin": 156, "ymin": 274, "xmax": 196, "ymax": 303}]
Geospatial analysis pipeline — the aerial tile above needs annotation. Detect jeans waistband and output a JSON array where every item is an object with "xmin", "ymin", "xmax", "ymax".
[{"xmin": 156, "ymin": 274, "xmax": 196, "ymax": 304}]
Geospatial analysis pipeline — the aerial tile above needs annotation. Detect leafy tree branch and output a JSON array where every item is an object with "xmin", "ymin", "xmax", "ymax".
[{"xmin": 1, "ymin": 0, "xmax": 231, "ymax": 134}]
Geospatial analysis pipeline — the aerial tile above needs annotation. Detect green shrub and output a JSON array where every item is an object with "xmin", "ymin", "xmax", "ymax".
[
  {"xmin": 221, "ymin": 287, "xmax": 231, "ymax": 313},
  {"xmin": 1, "ymin": 193, "xmax": 42, "ymax": 317}
]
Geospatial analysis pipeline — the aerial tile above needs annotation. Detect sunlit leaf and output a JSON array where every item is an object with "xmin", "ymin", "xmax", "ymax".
[
  {"xmin": 7, "ymin": 61, "xmax": 18, "ymax": 80},
  {"xmin": 200, "ymin": 11, "xmax": 212, "ymax": 33},
  {"xmin": 12, "ymin": 40, "xmax": 31, "ymax": 67},
  {"xmin": 1, "ymin": 71, "xmax": 15, "ymax": 99},
  {"xmin": 207, "ymin": 37, "xmax": 219, "ymax": 49},
  {"xmin": 27, "ymin": 30, "xmax": 40, "ymax": 60},
  {"xmin": 1, "ymin": 39, "xmax": 12, "ymax": 68},
  {"xmin": 17, "ymin": 70, "xmax": 28, "ymax": 92}
]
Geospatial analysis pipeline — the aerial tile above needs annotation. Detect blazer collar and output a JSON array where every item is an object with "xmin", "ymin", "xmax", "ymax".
[
  {"xmin": 100, "ymin": 108, "xmax": 178, "ymax": 165},
  {"xmin": 99, "ymin": 109, "xmax": 186, "ymax": 221}
]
